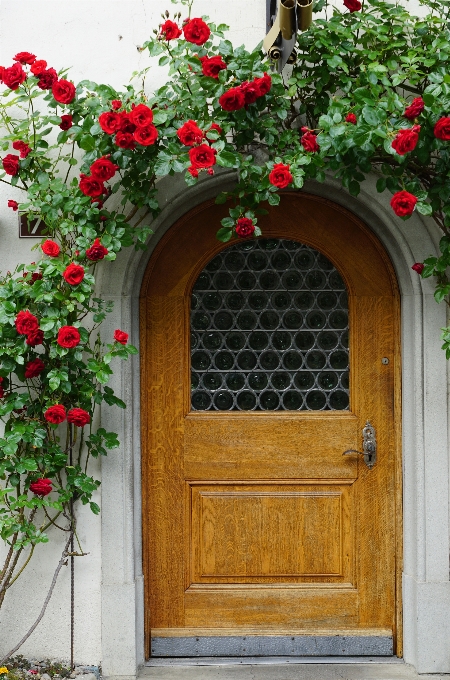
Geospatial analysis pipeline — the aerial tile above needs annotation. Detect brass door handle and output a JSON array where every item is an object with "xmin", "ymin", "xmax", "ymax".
[{"xmin": 343, "ymin": 421, "xmax": 377, "ymax": 469}]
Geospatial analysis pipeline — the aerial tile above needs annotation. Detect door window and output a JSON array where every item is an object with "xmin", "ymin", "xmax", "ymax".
[{"xmin": 191, "ymin": 239, "xmax": 349, "ymax": 411}]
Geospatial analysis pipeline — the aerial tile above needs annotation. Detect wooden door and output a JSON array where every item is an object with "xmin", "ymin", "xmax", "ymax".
[{"xmin": 141, "ymin": 193, "xmax": 402, "ymax": 657}]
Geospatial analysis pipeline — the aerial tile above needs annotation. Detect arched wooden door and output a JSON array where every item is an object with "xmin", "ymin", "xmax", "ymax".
[{"xmin": 140, "ymin": 193, "xmax": 401, "ymax": 658}]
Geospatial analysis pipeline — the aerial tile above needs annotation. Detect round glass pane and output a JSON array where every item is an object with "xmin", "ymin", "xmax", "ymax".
[
  {"xmin": 248, "ymin": 292, "xmax": 268, "ymax": 310},
  {"xmin": 295, "ymin": 332, "xmax": 315, "ymax": 351},
  {"xmin": 237, "ymin": 271, "xmax": 257, "ymax": 289},
  {"xmin": 192, "ymin": 392, "xmax": 211, "ymax": 409},
  {"xmin": 236, "ymin": 311, "xmax": 257, "ymax": 330},
  {"xmin": 306, "ymin": 391, "xmax": 327, "ymax": 410},
  {"xmin": 272, "ymin": 292, "xmax": 291, "ymax": 310},
  {"xmin": 236, "ymin": 391, "xmax": 257, "ymax": 410},
  {"xmin": 294, "ymin": 372, "xmax": 315, "ymax": 390},
  {"xmin": 330, "ymin": 350, "xmax": 348, "ymax": 369},
  {"xmin": 271, "ymin": 372, "xmax": 291, "ymax": 390},
  {"xmin": 247, "ymin": 251, "xmax": 268, "ymax": 270},
  {"xmin": 191, "ymin": 373, "xmax": 199, "ymax": 389},
  {"xmin": 203, "ymin": 332, "xmax": 222, "ymax": 350},
  {"xmin": 192, "ymin": 312, "xmax": 210, "ymax": 330},
  {"xmin": 237, "ymin": 351, "xmax": 257, "ymax": 370},
  {"xmin": 283, "ymin": 311, "xmax": 303, "ymax": 329},
  {"xmin": 272, "ymin": 331, "xmax": 291, "ymax": 350},
  {"xmin": 317, "ymin": 331, "xmax": 339, "ymax": 351},
  {"xmin": 318, "ymin": 372, "xmax": 338, "ymax": 390},
  {"xmin": 214, "ymin": 311, "xmax": 234, "ymax": 330},
  {"xmin": 192, "ymin": 351, "xmax": 211, "ymax": 371},
  {"xmin": 317, "ymin": 291, "xmax": 337, "ymax": 310},
  {"xmin": 329, "ymin": 390, "xmax": 349, "ymax": 409},
  {"xmin": 248, "ymin": 373, "xmax": 269, "ymax": 391},
  {"xmin": 260, "ymin": 311, "xmax": 279, "ymax": 330},
  {"xmin": 226, "ymin": 332, "xmax": 246, "ymax": 351},
  {"xmin": 214, "ymin": 272, "xmax": 234, "ymax": 290},
  {"xmin": 203, "ymin": 373, "xmax": 223, "ymax": 390},
  {"xmin": 283, "ymin": 352, "xmax": 303, "ymax": 370},
  {"xmin": 329, "ymin": 310, "xmax": 348, "ymax": 329},
  {"xmin": 260, "ymin": 351, "xmax": 280, "ymax": 370},
  {"xmin": 283, "ymin": 391, "xmax": 303, "ymax": 410},
  {"xmin": 215, "ymin": 352, "xmax": 234, "ymax": 370},
  {"xmin": 226, "ymin": 373, "xmax": 246, "ymax": 391},
  {"xmin": 227, "ymin": 292, "xmax": 245, "ymax": 310},
  {"xmin": 295, "ymin": 292, "xmax": 314, "ymax": 310},
  {"xmin": 282, "ymin": 271, "xmax": 303, "ymax": 290},
  {"xmin": 249, "ymin": 331, "xmax": 269, "ymax": 351},
  {"xmin": 271, "ymin": 250, "xmax": 291, "ymax": 270},
  {"xmin": 224, "ymin": 251, "xmax": 245, "ymax": 271},
  {"xmin": 214, "ymin": 391, "xmax": 234, "ymax": 410},
  {"xmin": 193, "ymin": 272, "xmax": 211, "ymax": 290},
  {"xmin": 191, "ymin": 332, "xmax": 199, "ymax": 349},
  {"xmin": 260, "ymin": 391, "xmax": 280, "ymax": 410},
  {"xmin": 203, "ymin": 292, "xmax": 222, "ymax": 310},
  {"xmin": 306, "ymin": 311, "xmax": 326, "ymax": 329},
  {"xmin": 259, "ymin": 271, "xmax": 279, "ymax": 289},
  {"xmin": 329, "ymin": 271, "xmax": 345, "ymax": 289},
  {"xmin": 206, "ymin": 256, "xmax": 222, "ymax": 272},
  {"xmin": 295, "ymin": 250, "xmax": 315, "ymax": 270},
  {"xmin": 306, "ymin": 351, "xmax": 326, "ymax": 369},
  {"xmin": 341, "ymin": 372, "xmax": 350, "ymax": 390}
]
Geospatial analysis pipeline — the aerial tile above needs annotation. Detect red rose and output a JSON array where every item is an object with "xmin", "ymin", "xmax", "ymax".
[
  {"xmin": 86, "ymin": 238, "xmax": 108, "ymax": 261},
  {"xmin": 301, "ymin": 130, "xmax": 320, "ymax": 152},
  {"xmin": 404, "ymin": 97, "xmax": 424, "ymax": 120},
  {"xmin": 434, "ymin": 117, "xmax": 450, "ymax": 141},
  {"xmin": 118, "ymin": 112, "xmax": 136, "ymax": 133},
  {"xmin": 189, "ymin": 144, "xmax": 216, "ymax": 169},
  {"xmin": 114, "ymin": 131, "xmax": 136, "ymax": 149},
  {"xmin": 114, "ymin": 329, "xmax": 129, "ymax": 344},
  {"xmin": 2, "ymin": 154, "xmax": 20, "ymax": 176},
  {"xmin": 390, "ymin": 190, "xmax": 418, "ymax": 217},
  {"xmin": 201, "ymin": 55, "xmax": 226, "ymax": 78},
  {"xmin": 160, "ymin": 19, "xmax": 182, "ymax": 40},
  {"xmin": 183, "ymin": 18, "xmax": 211, "ymax": 45},
  {"xmin": 63, "ymin": 263, "xmax": 85, "ymax": 286},
  {"xmin": 15, "ymin": 310, "xmax": 39, "ymax": 335},
  {"xmin": 207, "ymin": 122, "xmax": 223, "ymax": 137},
  {"xmin": 41, "ymin": 239, "xmax": 60, "ymax": 257},
  {"xmin": 130, "ymin": 103, "xmax": 154, "ymax": 128},
  {"xmin": 12, "ymin": 140, "xmax": 31, "ymax": 158},
  {"xmin": 8, "ymin": 200, "xmax": 18, "ymax": 211},
  {"xmin": 111, "ymin": 99, "xmax": 122, "ymax": 110},
  {"xmin": 59, "ymin": 114, "xmax": 73, "ymax": 130},
  {"xmin": 219, "ymin": 87, "xmax": 246, "ymax": 111},
  {"xmin": 134, "ymin": 125, "xmax": 158, "ymax": 146},
  {"xmin": 67, "ymin": 407, "xmax": 90, "ymax": 427},
  {"xmin": 79, "ymin": 174, "xmax": 105, "ymax": 198},
  {"xmin": 254, "ymin": 72, "xmax": 272, "ymax": 96},
  {"xmin": 411, "ymin": 262, "xmax": 424, "ymax": 274},
  {"xmin": 391, "ymin": 126, "xmax": 420, "ymax": 155},
  {"xmin": 13, "ymin": 52, "xmax": 36, "ymax": 65},
  {"xmin": 52, "ymin": 79, "xmax": 76, "ymax": 104},
  {"xmin": 345, "ymin": 113, "xmax": 357, "ymax": 124},
  {"xmin": 269, "ymin": 163, "xmax": 293, "ymax": 189},
  {"xmin": 37, "ymin": 68, "xmax": 57, "ymax": 90},
  {"xmin": 26, "ymin": 329, "xmax": 44, "ymax": 347},
  {"xmin": 57, "ymin": 326, "xmax": 81, "ymax": 348},
  {"xmin": 240, "ymin": 80, "xmax": 261, "ymax": 105},
  {"xmin": 44, "ymin": 404, "xmax": 66, "ymax": 424},
  {"xmin": 2, "ymin": 63, "xmax": 26, "ymax": 90},
  {"xmin": 25, "ymin": 358, "xmax": 45, "ymax": 379},
  {"xmin": 90, "ymin": 157, "xmax": 118, "ymax": 181},
  {"xmin": 30, "ymin": 60, "xmax": 47, "ymax": 75},
  {"xmin": 30, "ymin": 478, "xmax": 52, "ymax": 497},
  {"xmin": 177, "ymin": 120, "xmax": 203, "ymax": 146},
  {"xmin": 187, "ymin": 166, "xmax": 198, "ymax": 178},
  {"xmin": 30, "ymin": 272, "xmax": 42, "ymax": 284},
  {"xmin": 0, "ymin": 67, "xmax": 4, "ymax": 83},
  {"xmin": 99, "ymin": 111, "xmax": 120, "ymax": 134},
  {"xmin": 343, "ymin": 0, "xmax": 361, "ymax": 10},
  {"xmin": 235, "ymin": 217, "xmax": 255, "ymax": 238}
]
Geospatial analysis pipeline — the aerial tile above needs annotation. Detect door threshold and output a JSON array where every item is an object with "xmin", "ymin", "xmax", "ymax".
[{"xmin": 145, "ymin": 656, "xmax": 404, "ymax": 667}]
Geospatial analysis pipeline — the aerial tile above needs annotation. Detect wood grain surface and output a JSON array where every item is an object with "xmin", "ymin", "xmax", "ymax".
[{"xmin": 140, "ymin": 193, "xmax": 401, "ymax": 654}]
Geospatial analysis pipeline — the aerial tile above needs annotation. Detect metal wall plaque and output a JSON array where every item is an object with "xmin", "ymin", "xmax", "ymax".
[{"xmin": 19, "ymin": 214, "xmax": 47, "ymax": 238}]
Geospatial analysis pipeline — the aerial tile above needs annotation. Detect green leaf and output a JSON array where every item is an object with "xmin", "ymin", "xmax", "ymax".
[
  {"xmin": 216, "ymin": 151, "xmax": 240, "ymax": 168},
  {"xmin": 216, "ymin": 227, "xmax": 233, "ymax": 242}
]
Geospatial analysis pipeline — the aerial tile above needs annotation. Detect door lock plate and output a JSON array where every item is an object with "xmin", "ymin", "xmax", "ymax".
[{"xmin": 343, "ymin": 421, "xmax": 377, "ymax": 469}]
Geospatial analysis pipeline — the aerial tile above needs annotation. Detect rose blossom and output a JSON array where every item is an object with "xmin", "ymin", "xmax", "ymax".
[
  {"xmin": 30, "ymin": 60, "xmax": 47, "ymax": 75},
  {"xmin": 134, "ymin": 125, "xmax": 158, "ymax": 146},
  {"xmin": 59, "ymin": 114, "xmax": 73, "ymax": 130},
  {"xmin": 345, "ymin": 113, "xmax": 357, "ymax": 124},
  {"xmin": 111, "ymin": 99, "xmax": 122, "ymax": 110},
  {"xmin": 99, "ymin": 111, "xmax": 120, "ymax": 134},
  {"xmin": 206, "ymin": 123, "xmax": 223, "ymax": 138},
  {"xmin": 13, "ymin": 52, "xmax": 36, "ymax": 65},
  {"xmin": 67, "ymin": 408, "xmax": 91, "ymax": 427},
  {"xmin": 254, "ymin": 72, "xmax": 272, "ymax": 96},
  {"xmin": 26, "ymin": 329, "xmax": 44, "ymax": 347},
  {"xmin": 404, "ymin": 97, "xmax": 424, "ymax": 120},
  {"xmin": 160, "ymin": 19, "xmax": 182, "ymax": 40},
  {"xmin": 183, "ymin": 18, "xmax": 211, "ymax": 45},
  {"xmin": 130, "ymin": 103, "xmax": 154, "ymax": 128},
  {"xmin": 8, "ymin": 200, "xmax": 18, "ymax": 211},
  {"xmin": 90, "ymin": 157, "xmax": 118, "ymax": 181},
  {"xmin": 30, "ymin": 478, "xmax": 52, "ymax": 497},
  {"xmin": 114, "ymin": 131, "xmax": 136, "ymax": 149},
  {"xmin": 2, "ymin": 63, "xmax": 26, "ymax": 90},
  {"xmin": 189, "ymin": 144, "xmax": 216, "ymax": 169},
  {"xmin": 187, "ymin": 166, "xmax": 198, "ymax": 178},
  {"xmin": 44, "ymin": 404, "xmax": 66, "ymax": 424},
  {"xmin": 177, "ymin": 120, "xmax": 203, "ymax": 146},
  {"xmin": 269, "ymin": 163, "xmax": 293, "ymax": 189},
  {"xmin": 240, "ymin": 80, "xmax": 261, "ymax": 105},
  {"xmin": 41, "ymin": 239, "xmax": 60, "ymax": 257},
  {"xmin": 114, "ymin": 329, "xmax": 129, "ymax": 344},
  {"xmin": 57, "ymin": 326, "xmax": 81, "ymax": 348},
  {"xmin": 79, "ymin": 174, "xmax": 105, "ymax": 198},
  {"xmin": 200, "ymin": 55, "xmax": 226, "ymax": 78},
  {"xmin": 235, "ymin": 217, "xmax": 255, "ymax": 238},
  {"xmin": 37, "ymin": 68, "xmax": 57, "ymax": 90},
  {"xmin": 434, "ymin": 117, "xmax": 450, "ymax": 140},
  {"xmin": 25, "ymin": 358, "xmax": 45, "ymax": 379},
  {"xmin": 2, "ymin": 154, "xmax": 20, "ymax": 176},
  {"xmin": 52, "ymin": 79, "xmax": 76, "ymax": 104},
  {"xmin": 390, "ymin": 190, "xmax": 418, "ymax": 217},
  {"xmin": 219, "ymin": 87, "xmax": 245, "ymax": 111},
  {"xmin": 118, "ymin": 112, "xmax": 136, "ymax": 133},
  {"xmin": 12, "ymin": 140, "xmax": 31, "ymax": 158},
  {"xmin": 30, "ymin": 272, "xmax": 43, "ymax": 284},
  {"xmin": 411, "ymin": 262, "xmax": 424, "ymax": 274},
  {"xmin": 15, "ymin": 310, "xmax": 39, "ymax": 335},
  {"xmin": 301, "ymin": 130, "xmax": 320, "ymax": 152},
  {"xmin": 391, "ymin": 126, "xmax": 420, "ymax": 155},
  {"xmin": 63, "ymin": 263, "xmax": 85, "ymax": 286},
  {"xmin": 343, "ymin": 0, "xmax": 362, "ymax": 10},
  {"xmin": 86, "ymin": 238, "xmax": 108, "ymax": 261}
]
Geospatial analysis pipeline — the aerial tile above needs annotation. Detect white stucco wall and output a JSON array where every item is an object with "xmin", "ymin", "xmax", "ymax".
[{"xmin": 1, "ymin": 0, "xmax": 448, "ymax": 675}]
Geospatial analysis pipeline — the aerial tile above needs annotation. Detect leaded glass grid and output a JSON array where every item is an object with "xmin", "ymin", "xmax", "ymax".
[{"xmin": 190, "ymin": 238, "xmax": 349, "ymax": 411}]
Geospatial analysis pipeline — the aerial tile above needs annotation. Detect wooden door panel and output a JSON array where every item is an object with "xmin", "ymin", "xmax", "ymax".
[{"xmin": 189, "ymin": 483, "xmax": 353, "ymax": 583}]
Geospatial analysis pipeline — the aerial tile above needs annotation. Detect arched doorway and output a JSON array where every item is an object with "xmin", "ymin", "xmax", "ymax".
[{"xmin": 140, "ymin": 193, "xmax": 402, "ymax": 658}]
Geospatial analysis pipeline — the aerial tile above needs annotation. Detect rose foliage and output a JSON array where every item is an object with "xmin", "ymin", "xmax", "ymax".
[{"xmin": 2, "ymin": 0, "xmax": 450, "ymax": 610}]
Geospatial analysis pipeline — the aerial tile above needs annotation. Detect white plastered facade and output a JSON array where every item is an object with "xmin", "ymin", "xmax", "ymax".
[{"xmin": 0, "ymin": 0, "xmax": 449, "ymax": 676}]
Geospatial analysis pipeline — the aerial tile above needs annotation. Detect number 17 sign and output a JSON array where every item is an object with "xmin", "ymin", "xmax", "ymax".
[{"xmin": 19, "ymin": 214, "xmax": 47, "ymax": 238}]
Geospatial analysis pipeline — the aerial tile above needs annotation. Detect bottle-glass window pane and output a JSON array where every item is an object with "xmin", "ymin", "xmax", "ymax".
[{"xmin": 190, "ymin": 239, "xmax": 349, "ymax": 411}]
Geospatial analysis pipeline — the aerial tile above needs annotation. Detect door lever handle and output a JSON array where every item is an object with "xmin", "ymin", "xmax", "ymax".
[{"xmin": 343, "ymin": 421, "xmax": 377, "ymax": 469}]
